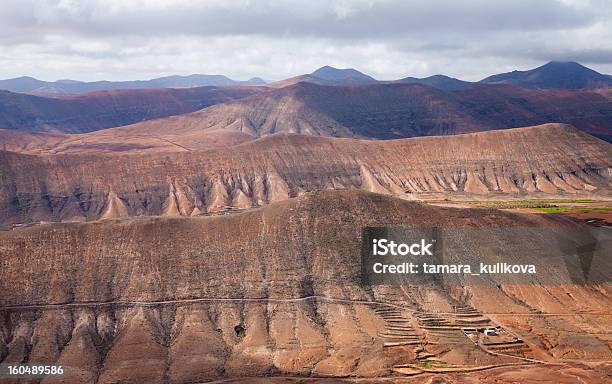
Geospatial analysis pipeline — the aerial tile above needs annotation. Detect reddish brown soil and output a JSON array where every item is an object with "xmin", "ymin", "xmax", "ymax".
[
  {"xmin": 0, "ymin": 124, "xmax": 609, "ymax": 226},
  {"xmin": 211, "ymin": 362, "xmax": 611, "ymax": 382},
  {"xmin": 559, "ymin": 209, "xmax": 612, "ymax": 227},
  {"xmin": 0, "ymin": 190, "xmax": 610, "ymax": 383}
]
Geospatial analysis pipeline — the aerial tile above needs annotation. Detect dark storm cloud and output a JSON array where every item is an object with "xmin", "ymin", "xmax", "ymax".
[
  {"xmin": 0, "ymin": 0, "xmax": 610, "ymax": 81},
  {"xmin": 0, "ymin": 0, "xmax": 598, "ymax": 39}
]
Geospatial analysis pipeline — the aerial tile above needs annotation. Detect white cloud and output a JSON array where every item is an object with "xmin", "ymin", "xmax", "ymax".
[{"xmin": 0, "ymin": 0, "xmax": 610, "ymax": 81}]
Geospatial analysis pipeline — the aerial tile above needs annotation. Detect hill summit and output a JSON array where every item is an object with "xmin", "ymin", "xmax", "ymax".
[
  {"xmin": 310, "ymin": 65, "xmax": 376, "ymax": 82},
  {"xmin": 480, "ymin": 61, "xmax": 612, "ymax": 89}
]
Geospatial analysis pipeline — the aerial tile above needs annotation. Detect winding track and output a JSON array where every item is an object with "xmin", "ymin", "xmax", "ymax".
[
  {"xmin": 0, "ymin": 295, "xmax": 410, "ymax": 311},
  {"xmin": 1, "ymin": 295, "xmax": 609, "ymax": 316}
]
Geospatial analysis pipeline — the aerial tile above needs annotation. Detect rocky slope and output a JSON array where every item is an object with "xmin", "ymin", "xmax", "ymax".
[
  {"xmin": 0, "ymin": 190, "xmax": 610, "ymax": 382},
  {"xmin": 0, "ymin": 86, "xmax": 264, "ymax": 133},
  {"xmin": 47, "ymin": 81, "xmax": 611, "ymax": 142},
  {"xmin": 0, "ymin": 124, "xmax": 609, "ymax": 226}
]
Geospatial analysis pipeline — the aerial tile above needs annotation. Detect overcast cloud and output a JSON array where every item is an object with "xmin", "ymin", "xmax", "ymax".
[{"xmin": 1, "ymin": 0, "xmax": 611, "ymax": 81}]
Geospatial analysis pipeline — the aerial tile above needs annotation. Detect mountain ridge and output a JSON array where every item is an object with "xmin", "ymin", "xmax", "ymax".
[
  {"xmin": 1, "ymin": 123, "xmax": 609, "ymax": 226},
  {"xmin": 3, "ymin": 61, "xmax": 612, "ymax": 96},
  {"xmin": 56, "ymin": 81, "xmax": 612, "ymax": 142},
  {"xmin": 395, "ymin": 74, "xmax": 472, "ymax": 91}
]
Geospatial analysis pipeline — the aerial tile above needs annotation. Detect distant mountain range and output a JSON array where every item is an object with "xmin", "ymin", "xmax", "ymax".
[
  {"xmin": 0, "ymin": 61, "xmax": 611, "ymax": 142},
  {"xmin": 270, "ymin": 66, "xmax": 472, "ymax": 90},
  {"xmin": 3, "ymin": 61, "xmax": 610, "ymax": 96},
  {"xmin": 306, "ymin": 61, "xmax": 612, "ymax": 90},
  {"xmin": 0, "ymin": 74, "xmax": 266, "ymax": 96},
  {"xmin": 269, "ymin": 61, "xmax": 612, "ymax": 90}
]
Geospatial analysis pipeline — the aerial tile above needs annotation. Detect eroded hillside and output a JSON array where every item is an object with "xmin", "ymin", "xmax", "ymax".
[
  {"xmin": 0, "ymin": 190, "xmax": 610, "ymax": 383},
  {"xmin": 0, "ymin": 124, "xmax": 609, "ymax": 226}
]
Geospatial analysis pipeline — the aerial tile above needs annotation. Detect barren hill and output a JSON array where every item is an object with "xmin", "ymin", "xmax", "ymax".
[
  {"xmin": 0, "ymin": 124, "xmax": 609, "ymax": 226},
  {"xmin": 270, "ymin": 65, "xmax": 378, "ymax": 88},
  {"xmin": 0, "ymin": 190, "xmax": 610, "ymax": 382},
  {"xmin": 229, "ymin": 82, "xmax": 480, "ymax": 138},
  {"xmin": 0, "ymin": 86, "xmax": 264, "ymax": 133},
  {"xmin": 396, "ymin": 74, "xmax": 472, "ymax": 91},
  {"xmin": 481, "ymin": 61, "xmax": 612, "ymax": 89},
  {"xmin": 37, "ymin": 81, "xmax": 610, "ymax": 144}
]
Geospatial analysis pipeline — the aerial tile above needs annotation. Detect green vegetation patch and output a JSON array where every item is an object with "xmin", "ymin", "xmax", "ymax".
[
  {"xmin": 533, "ymin": 207, "xmax": 569, "ymax": 213},
  {"xmin": 467, "ymin": 198, "xmax": 599, "ymax": 209},
  {"xmin": 416, "ymin": 360, "xmax": 448, "ymax": 369}
]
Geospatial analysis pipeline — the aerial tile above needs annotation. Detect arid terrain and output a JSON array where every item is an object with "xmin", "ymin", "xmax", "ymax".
[
  {"xmin": 1, "ymin": 128, "xmax": 610, "ymax": 383},
  {"xmin": 0, "ymin": 190, "xmax": 611, "ymax": 383},
  {"xmin": 0, "ymin": 61, "xmax": 611, "ymax": 383},
  {"xmin": 0, "ymin": 123, "xmax": 610, "ymax": 227}
]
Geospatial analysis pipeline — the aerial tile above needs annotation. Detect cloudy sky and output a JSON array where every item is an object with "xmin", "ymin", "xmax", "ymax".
[{"xmin": 1, "ymin": 0, "xmax": 611, "ymax": 82}]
